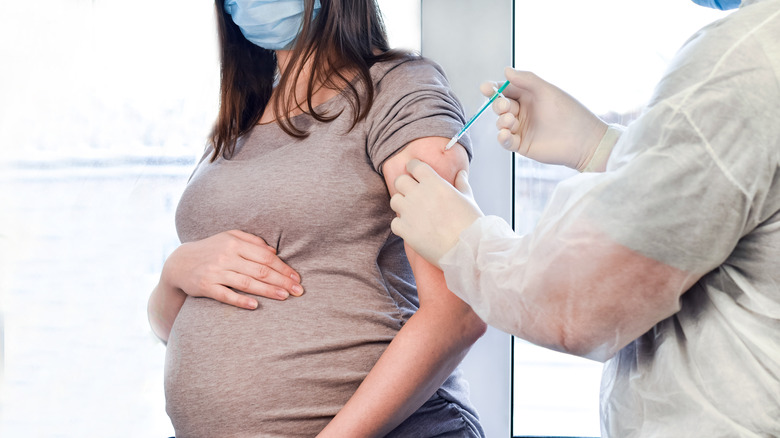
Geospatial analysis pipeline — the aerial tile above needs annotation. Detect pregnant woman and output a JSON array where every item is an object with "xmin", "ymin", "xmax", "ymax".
[{"xmin": 147, "ymin": 0, "xmax": 487, "ymax": 436}]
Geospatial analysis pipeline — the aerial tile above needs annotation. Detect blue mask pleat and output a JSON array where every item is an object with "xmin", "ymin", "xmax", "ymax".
[
  {"xmin": 690, "ymin": 0, "xmax": 741, "ymax": 10},
  {"xmin": 224, "ymin": 0, "xmax": 322, "ymax": 50}
]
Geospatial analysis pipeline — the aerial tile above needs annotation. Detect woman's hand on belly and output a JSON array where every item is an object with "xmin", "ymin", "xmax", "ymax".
[
  {"xmin": 148, "ymin": 229, "xmax": 304, "ymax": 342},
  {"xmin": 166, "ymin": 229, "xmax": 304, "ymax": 306}
]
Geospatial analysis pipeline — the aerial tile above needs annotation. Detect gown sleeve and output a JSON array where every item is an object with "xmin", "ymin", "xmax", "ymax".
[{"xmin": 440, "ymin": 13, "xmax": 780, "ymax": 360}]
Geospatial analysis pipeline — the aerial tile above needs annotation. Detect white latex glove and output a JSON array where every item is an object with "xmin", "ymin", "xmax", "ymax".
[
  {"xmin": 390, "ymin": 159, "xmax": 484, "ymax": 268},
  {"xmin": 484, "ymin": 67, "xmax": 610, "ymax": 172}
]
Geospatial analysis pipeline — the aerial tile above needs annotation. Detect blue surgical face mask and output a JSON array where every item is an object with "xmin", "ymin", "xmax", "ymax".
[
  {"xmin": 689, "ymin": 0, "xmax": 741, "ymax": 10},
  {"xmin": 224, "ymin": 0, "xmax": 322, "ymax": 50}
]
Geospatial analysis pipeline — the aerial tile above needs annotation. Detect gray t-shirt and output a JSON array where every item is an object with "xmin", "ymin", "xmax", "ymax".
[{"xmin": 165, "ymin": 56, "xmax": 478, "ymax": 437}]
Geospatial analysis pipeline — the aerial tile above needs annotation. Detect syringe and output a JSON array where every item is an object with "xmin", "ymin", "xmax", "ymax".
[{"xmin": 445, "ymin": 79, "xmax": 510, "ymax": 150}]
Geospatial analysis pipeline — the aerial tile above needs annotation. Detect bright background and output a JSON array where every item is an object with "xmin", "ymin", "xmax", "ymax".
[
  {"xmin": 0, "ymin": 0, "xmax": 728, "ymax": 436},
  {"xmin": 1, "ymin": 2, "xmax": 218, "ymax": 435}
]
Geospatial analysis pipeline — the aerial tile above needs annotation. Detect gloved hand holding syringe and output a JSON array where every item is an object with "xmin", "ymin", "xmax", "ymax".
[{"xmin": 445, "ymin": 80, "xmax": 510, "ymax": 150}]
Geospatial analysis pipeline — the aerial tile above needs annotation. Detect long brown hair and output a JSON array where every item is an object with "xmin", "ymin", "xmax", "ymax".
[{"xmin": 210, "ymin": 0, "xmax": 403, "ymax": 160}]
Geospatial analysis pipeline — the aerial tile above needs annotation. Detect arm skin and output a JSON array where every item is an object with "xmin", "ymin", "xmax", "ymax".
[
  {"xmin": 317, "ymin": 138, "xmax": 488, "ymax": 437},
  {"xmin": 148, "ymin": 282, "xmax": 187, "ymax": 344}
]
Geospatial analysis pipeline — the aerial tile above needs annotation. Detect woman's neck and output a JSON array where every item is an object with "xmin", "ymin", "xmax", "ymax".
[
  {"xmin": 258, "ymin": 49, "xmax": 344, "ymax": 125},
  {"xmin": 275, "ymin": 50, "xmax": 295, "ymax": 74}
]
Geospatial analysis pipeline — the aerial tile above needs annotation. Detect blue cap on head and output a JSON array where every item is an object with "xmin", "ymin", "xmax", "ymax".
[{"xmin": 690, "ymin": 0, "xmax": 741, "ymax": 10}]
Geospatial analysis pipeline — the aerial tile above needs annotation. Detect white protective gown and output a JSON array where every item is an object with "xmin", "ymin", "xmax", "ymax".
[{"xmin": 441, "ymin": 0, "xmax": 780, "ymax": 436}]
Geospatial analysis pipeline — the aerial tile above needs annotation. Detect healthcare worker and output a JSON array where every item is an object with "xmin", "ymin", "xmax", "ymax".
[{"xmin": 390, "ymin": 0, "xmax": 780, "ymax": 436}]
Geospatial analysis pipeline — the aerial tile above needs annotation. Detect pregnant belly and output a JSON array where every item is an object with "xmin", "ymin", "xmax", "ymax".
[{"xmin": 164, "ymin": 281, "xmax": 402, "ymax": 438}]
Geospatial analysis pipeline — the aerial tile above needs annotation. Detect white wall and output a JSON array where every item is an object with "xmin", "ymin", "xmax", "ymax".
[
  {"xmin": 377, "ymin": 0, "xmax": 422, "ymax": 51},
  {"xmin": 421, "ymin": 1, "xmax": 514, "ymax": 437}
]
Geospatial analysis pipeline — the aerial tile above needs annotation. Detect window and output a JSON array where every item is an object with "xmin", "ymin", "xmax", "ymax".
[
  {"xmin": 511, "ymin": 1, "xmax": 729, "ymax": 436},
  {"xmin": 0, "ymin": 1, "xmax": 217, "ymax": 435}
]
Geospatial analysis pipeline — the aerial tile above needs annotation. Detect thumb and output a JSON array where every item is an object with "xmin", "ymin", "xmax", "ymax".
[
  {"xmin": 454, "ymin": 170, "xmax": 473, "ymax": 197},
  {"xmin": 502, "ymin": 67, "xmax": 537, "ymax": 98},
  {"xmin": 504, "ymin": 66, "xmax": 529, "ymax": 85}
]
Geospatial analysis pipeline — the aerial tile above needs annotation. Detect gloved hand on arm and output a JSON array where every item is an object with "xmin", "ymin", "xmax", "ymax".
[
  {"xmin": 485, "ymin": 67, "xmax": 619, "ymax": 172},
  {"xmin": 390, "ymin": 159, "xmax": 484, "ymax": 268}
]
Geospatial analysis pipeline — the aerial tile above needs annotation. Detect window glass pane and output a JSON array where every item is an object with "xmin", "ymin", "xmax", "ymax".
[
  {"xmin": 0, "ymin": 1, "xmax": 217, "ymax": 435},
  {"xmin": 512, "ymin": 1, "xmax": 729, "ymax": 436}
]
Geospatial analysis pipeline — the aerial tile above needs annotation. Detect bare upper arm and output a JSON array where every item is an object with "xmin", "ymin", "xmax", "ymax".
[
  {"xmin": 381, "ymin": 137, "xmax": 469, "ymax": 196},
  {"xmin": 381, "ymin": 136, "xmax": 473, "ymax": 310}
]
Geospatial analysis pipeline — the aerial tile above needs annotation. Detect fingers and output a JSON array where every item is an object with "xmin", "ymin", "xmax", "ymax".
[
  {"xmin": 479, "ymin": 81, "xmax": 503, "ymax": 98},
  {"xmin": 480, "ymin": 68, "xmax": 539, "ymax": 100},
  {"xmin": 210, "ymin": 284, "xmax": 260, "ymax": 310},
  {"xmin": 390, "ymin": 216, "xmax": 408, "ymax": 240},
  {"xmin": 503, "ymin": 67, "xmax": 539, "ymax": 91},
  {"xmin": 497, "ymin": 111, "xmax": 521, "ymax": 132},
  {"xmin": 222, "ymin": 270, "xmax": 295, "ymax": 301},
  {"xmin": 234, "ymin": 257, "xmax": 304, "ymax": 297},
  {"xmin": 228, "ymin": 229, "xmax": 277, "ymax": 253},
  {"xmin": 489, "ymin": 67, "xmax": 540, "ymax": 102},
  {"xmin": 481, "ymin": 83, "xmax": 521, "ymax": 122},
  {"xmin": 497, "ymin": 128, "xmax": 521, "ymax": 152},
  {"xmin": 394, "ymin": 159, "xmax": 440, "ymax": 195},
  {"xmin": 227, "ymin": 230, "xmax": 300, "ymax": 281},
  {"xmin": 405, "ymin": 158, "xmax": 439, "ymax": 183},
  {"xmin": 393, "ymin": 173, "xmax": 418, "ymax": 196},
  {"xmin": 389, "ymin": 192, "xmax": 405, "ymax": 216},
  {"xmin": 492, "ymin": 96, "xmax": 520, "ymax": 118},
  {"xmin": 236, "ymin": 241, "xmax": 304, "ymax": 296},
  {"xmin": 494, "ymin": 109, "xmax": 522, "ymax": 152}
]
